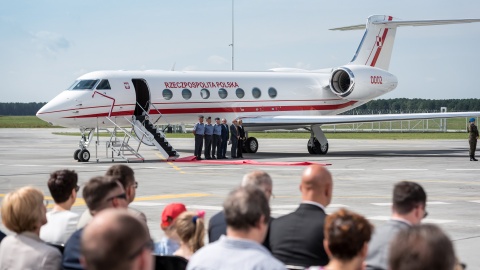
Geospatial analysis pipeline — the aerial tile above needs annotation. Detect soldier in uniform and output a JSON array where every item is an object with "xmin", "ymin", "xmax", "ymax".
[
  {"xmin": 468, "ymin": 117, "xmax": 479, "ymax": 161},
  {"xmin": 212, "ymin": 117, "xmax": 222, "ymax": 159},
  {"xmin": 204, "ymin": 117, "xmax": 214, "ymax": 160},
  {"xmin": 193, "ymin": 115, "xmax": 205, "ymax": 160}
]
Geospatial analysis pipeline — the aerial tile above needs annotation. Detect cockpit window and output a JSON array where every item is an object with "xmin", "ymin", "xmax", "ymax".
[
  {"xmin": 96, "ymin": 79, "xmax": 111, "ymax": 90},
  {"xmin": 70, "ymin": 80, "xmax": 99, "ymax": 90}
]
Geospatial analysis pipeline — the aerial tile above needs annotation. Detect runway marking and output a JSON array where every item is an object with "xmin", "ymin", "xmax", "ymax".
[
  {"xmin": 368, "ymin": 216, "xmax": 456, "ymax": 224},
  {"xmin": 155, "ymin": 153, "xmax": 186, "ymax": 174},
  {"xmin": 470, "ymin": 200, "xmax": 480, "ymax": 204},
  {"xmin": 10, "ymin": 164, "xmax": 42, "ymax": 167},
  {"xmin": 382, "ymin": 169, "xmax": 429, "ymax": 171},
  {"xmin": 329, "ymin": 169, "xmax": 365, "ymax": 171},
  {"xmin": 371, "ymin": 201, "xmax": 451, "ymax": 206},
  {"xmin": 134, "ymin": 193, "xmax": 210, "ymax": 201},
  {"xmin": 446, "ymin": 169, "xmax": 480, "ymax": 171}
]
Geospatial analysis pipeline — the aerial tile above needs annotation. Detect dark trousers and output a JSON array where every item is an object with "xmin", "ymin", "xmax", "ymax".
[
  {"xmin": 220, "ymin": 137, "xmax": 228, "ymax": 158},
  {"xmin": 230, "ymin": 138, "xmax": 238, "ymax": 158},
  {"xmin": 194, "ymin": 134, "xmax": 204, "ymax": 157},
  {"xmin": 237, "ymin": 139, "xmax": 244, "ymax": 158},
  {"xmin": 204, "ymin": 135, "xmax": 213, "ymax": 158},
  {"xmin": 212, "ymin": 135, "xmax": 221, "ymax": 158},
  {"xmin": 470, "ymin": 140, "xmax": 477, "ymax": 157}
]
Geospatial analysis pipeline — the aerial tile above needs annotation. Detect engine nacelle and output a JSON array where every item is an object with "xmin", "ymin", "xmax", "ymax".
[{"xmin": 329, "ymin": 65, "xmax": 398, "ymax": 100}]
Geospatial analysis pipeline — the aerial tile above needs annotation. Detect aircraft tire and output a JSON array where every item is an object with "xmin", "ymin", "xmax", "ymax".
[
  {"xmin": 307, "ymin": 142, "xmax": 315, "ymax": 154},
  {"xmin": 78, "ymin": 149, "xmax": 90, "ymax": 162},
  {"xmin": 74, "ymin": 149, "xmax": 81, "ymax": 160},
  {"xmin": 244, "ymin": 137, "xmax": 258, "ymax": 153},
  {"xmin": 311, "ymin": 138, "xmax": 328, "ymax": 155}
]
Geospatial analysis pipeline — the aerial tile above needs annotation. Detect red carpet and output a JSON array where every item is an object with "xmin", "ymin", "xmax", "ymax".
[{"xmin": 171, "ymin": 156, "xmax": 331, "ymax": 166}]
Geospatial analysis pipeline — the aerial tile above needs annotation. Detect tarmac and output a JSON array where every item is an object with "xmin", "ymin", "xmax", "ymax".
[{"xmin": 0, "ymin": 128, "xmax": 479, "ymax": 267}]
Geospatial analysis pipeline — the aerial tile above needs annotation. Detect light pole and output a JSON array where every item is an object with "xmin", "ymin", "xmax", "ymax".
[{"xmin": 230, "ymin": 0, "xmax": 234, "ymax": 70}]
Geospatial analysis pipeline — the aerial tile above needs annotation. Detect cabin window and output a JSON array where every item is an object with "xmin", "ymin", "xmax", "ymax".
[
  {"xmin": 163, "ymin": 89, "xmax": 173, "ymax": 100},
  {"xmin": 96, "ymin": 79, "xmax": 111, "ymax": 90},
  {"xmin": 182, "ymin": 89, "xmax": 192, "ymax": 100},
  {"xmin": 268, "ymin": 87, "xmax": 277, "ymax": 98},
  {"xmin": 218, "ymin": 88, "xmax": 228, "ymax": 99},
  {"xmin": 201, "ymin": 89, "xmax": 210, "ymax": 99},
  {"xmin": 70, "ymin": 80, "xmax": 99, "ymax": 90},
  {"xmin": 236, "ymin": 88, "xmax": 245, "ymax": 99},
  {"xmin": 252, "ymin": 87, "xmax": 261, "ymax": 99}
]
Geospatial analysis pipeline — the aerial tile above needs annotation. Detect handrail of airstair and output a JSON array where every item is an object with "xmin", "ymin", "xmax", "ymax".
[{"xmin": 92, "ymin": 91, "xmax": 116, "ymax": 117}]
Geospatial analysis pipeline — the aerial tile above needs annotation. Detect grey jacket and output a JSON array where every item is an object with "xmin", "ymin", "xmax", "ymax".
[
  {"xmin": 0, "ymin": 231, "xmax": 62, "ymax": 270},
  {"xmin": 365, "ymin": 219, "xmax": 411, "ymax": 270}
]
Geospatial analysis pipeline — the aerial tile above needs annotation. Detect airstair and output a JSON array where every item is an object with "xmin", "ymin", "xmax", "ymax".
[{"xmin": 91, "ymin": 92, "xmax": 179, "ymax": 162}]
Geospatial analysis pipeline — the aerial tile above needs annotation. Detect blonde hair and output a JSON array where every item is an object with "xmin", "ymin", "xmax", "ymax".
[
  {"xmin": 1, "ymin": 186, "xmax": 45, "ymax": 233},
  {"xmin": 174, "ymin": 211, "xmax": 205, "ymax": 252}
]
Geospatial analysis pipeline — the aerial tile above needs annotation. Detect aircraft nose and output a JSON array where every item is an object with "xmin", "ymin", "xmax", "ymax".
[{"xmin": 36, "ymin": 101, "xmax": 56, "ymax": 125}]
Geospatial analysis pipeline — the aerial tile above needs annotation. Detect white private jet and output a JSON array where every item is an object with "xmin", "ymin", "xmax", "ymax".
[{"xmin": 37, "ymin": 15, "xmax": 480, "ymax": 162}]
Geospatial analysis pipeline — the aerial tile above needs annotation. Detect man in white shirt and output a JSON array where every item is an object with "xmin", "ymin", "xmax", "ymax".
[{"xmin": 40, "ymin": 169, "xmax": 80, "ymax": 245}]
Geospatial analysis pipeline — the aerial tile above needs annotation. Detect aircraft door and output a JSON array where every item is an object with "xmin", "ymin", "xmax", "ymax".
[{"xmin": 132, "ymin": 79, "xmax": 151, "ymax": 116}]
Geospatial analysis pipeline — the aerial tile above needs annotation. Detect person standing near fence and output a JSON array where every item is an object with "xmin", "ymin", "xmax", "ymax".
[
  {"xmin": 468, "ymin": 117, "xmax": 479, "ymax": 161},
  {"xmin": 193, "ymin": 115, "xmax": 205, "ymax": 160}
]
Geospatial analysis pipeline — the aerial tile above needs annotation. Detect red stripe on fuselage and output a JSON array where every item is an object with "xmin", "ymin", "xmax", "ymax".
[{"xmin": 64, "ymin": 101, "xmax": 358, "ymax": 119}]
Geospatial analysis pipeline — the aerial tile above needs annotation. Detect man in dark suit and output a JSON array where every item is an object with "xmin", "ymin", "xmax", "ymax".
[
  {"xmin": 63, "ymin": 176, "xmax": 129, "ymax": 270},
  {"xmin": 237, "ymin": 119, "xmax": 245, "ymax": 158},
  {"xmin": 219, "ymin": 118, "xmax": 229, "ymax": 159},
  {"xmin": 269, "ymin": 165, "xmax": 333, "ymax": 268},
  {"xmin": 366, "ymin": 181, "xmax": 427, "ymax": 270},
  {"xmin": 229, "ymin": 119, "xmax": 238, "ymax": 158}
]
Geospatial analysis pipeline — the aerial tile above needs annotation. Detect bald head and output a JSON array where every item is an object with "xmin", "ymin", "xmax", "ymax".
[
  {"xmin": 300, "ymin": 165, "xmax": 333, "ymax": 206},
  {"xmin": 81, "ymin": 209, "xmax": 151, "ymax": 270}
]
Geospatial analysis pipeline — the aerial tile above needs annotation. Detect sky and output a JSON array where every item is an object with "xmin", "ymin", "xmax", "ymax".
[{"xmin": 1, "ymin": 0, "xmax": 480, "ymax": 102}]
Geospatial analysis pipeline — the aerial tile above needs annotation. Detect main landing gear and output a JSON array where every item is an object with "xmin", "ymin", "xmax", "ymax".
[
  {"xmin": 307, "ymin": 125, "xmax": 329, "ymax": 155},
  {"xmin": 243, "ymin": 137, "xmax": 259, "ymax": 153},
  {"xmin": 73, "ymin": 128, "xmax": 95, "ymax": 162}
]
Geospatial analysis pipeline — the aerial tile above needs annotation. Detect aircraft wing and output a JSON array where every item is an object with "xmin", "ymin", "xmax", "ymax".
[{"xmin": 241, "ymin": 111, "xmax": 480, "ymax": 128}]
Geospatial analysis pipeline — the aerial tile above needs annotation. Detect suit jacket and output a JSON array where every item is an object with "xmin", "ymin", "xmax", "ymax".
[
  {"xmin": 62, "ymin": 228, "xmax": 84, "ymax": 270},
  {"xmin": 238, "ymin": 125, "xmax": 245, "ymax": 140},
  {"xmin": 0, "ymin": 231, "xmax": 62, "ymax": 270},
  {"xmin": 269, "ymin": 203, "xmax": 329, "ymax": 267},
  {"xmin": 230, "ymin": 124, "xmax": 238, "ymax": 141},
  {"xmin": 221, "ymin": 124, "xmax": 229, "ymax": 141},
  {"xmin": 0, "ymin": 230, "xmax": 5, "ymax": 243},
  {"xmin": 208, "ymin": 211, "xmax": 273, "ymax": 250},
  {"xmin": 365, "ymin": 219, "xmax": 411, "ymax": 270}
]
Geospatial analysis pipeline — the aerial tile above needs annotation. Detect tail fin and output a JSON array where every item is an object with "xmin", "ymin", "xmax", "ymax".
[{"xmin": 331, "ymin": 15, "xmax": 480, "ymax": 71}]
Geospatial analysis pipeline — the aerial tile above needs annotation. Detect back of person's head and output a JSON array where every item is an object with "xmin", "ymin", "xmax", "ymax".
[
  {"xmin": 81, "ymin": 209, "xmax": 152, "ymax": 270},
  {"xmin": 223, "ymin": 186, "xmax": 270, "ymax": 231},
  {"xmin": 241, "ymin": 171, "xmax": 273, "ymax": 199},
  {"xmin": 392, "ymin": 181, "xmax": 427, "ymax": 215},
  {"xmin": 324, "ymin": 208, "xmax": 373, "ymax": 261},
  {"xmin": 83, "ymin": 176, "xmax": 126, "ymax": 214},
  {"xmin": 389, "ymin": 224, "xmax": 455, "ymax": 270},
  {"xmin": 300, "ymin": 165, "xmax": 333, "ymax": 206},
  {"xmin": 48, "ymin": 169, "xmax": 78, "ymax": 204},
  {"xmin": 174, "ymin": 211, "xmax": 205, "ymax": 252},
  {"xmin": 105, "ymin": 165, "xmax": 135, "ymax": 189},
  {"xmin": 1, "ymin": 186, "xmax": 46, "ymax": 233}
]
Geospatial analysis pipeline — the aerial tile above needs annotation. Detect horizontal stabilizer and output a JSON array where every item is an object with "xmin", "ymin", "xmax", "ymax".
[{"xmin": 330, "ymin": 18, "xmax": 480, "ymax": 31}]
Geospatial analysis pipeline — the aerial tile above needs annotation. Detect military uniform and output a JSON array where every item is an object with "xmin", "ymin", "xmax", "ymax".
[
  {"xmin": 212, "ymin": 118, "xmax": 222, "ymax": 159},
  {"xmin": 204, "ymin": 119, "xmax": 214, "ymax": 160},
  {"xmin": 468, "ymin": 119, "xmax": 479, "ymax": 161},
  {"xmin": 193, "ymin": 116, "xmax": 205, "ymax": 160}
]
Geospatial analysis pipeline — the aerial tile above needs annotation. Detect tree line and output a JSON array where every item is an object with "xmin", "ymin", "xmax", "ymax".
[{"xmin": 0, "ymin": 99, "xmax": 478, "ymax": 116}]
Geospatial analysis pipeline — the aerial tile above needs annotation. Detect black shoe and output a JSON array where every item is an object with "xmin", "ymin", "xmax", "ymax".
[
  {"xmin": 196, "ymin": 156, "xmax": 202, "ymax": 160},
  {"xmin": 474, "ymin": 157, "xmax": 478, "ymax": 161},
  {"xmin": 212, "ymin": 156, "xmax": 216, "ymax": 159}
]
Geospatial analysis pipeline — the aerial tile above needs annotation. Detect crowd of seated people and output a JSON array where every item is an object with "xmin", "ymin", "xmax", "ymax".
[{"xmin": 0, "ymin": 164, "xmax": 464, "ymax": 270}]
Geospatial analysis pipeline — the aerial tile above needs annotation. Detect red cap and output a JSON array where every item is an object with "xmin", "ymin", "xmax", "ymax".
[{"xmin": 161, "ymin": 203, "xmax": 187, "ymax": 229}]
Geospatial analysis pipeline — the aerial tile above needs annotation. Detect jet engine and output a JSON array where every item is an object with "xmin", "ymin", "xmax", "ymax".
[{"xmin": 329, "ymin": 65, "xmax": 398, "ymax": 100}]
